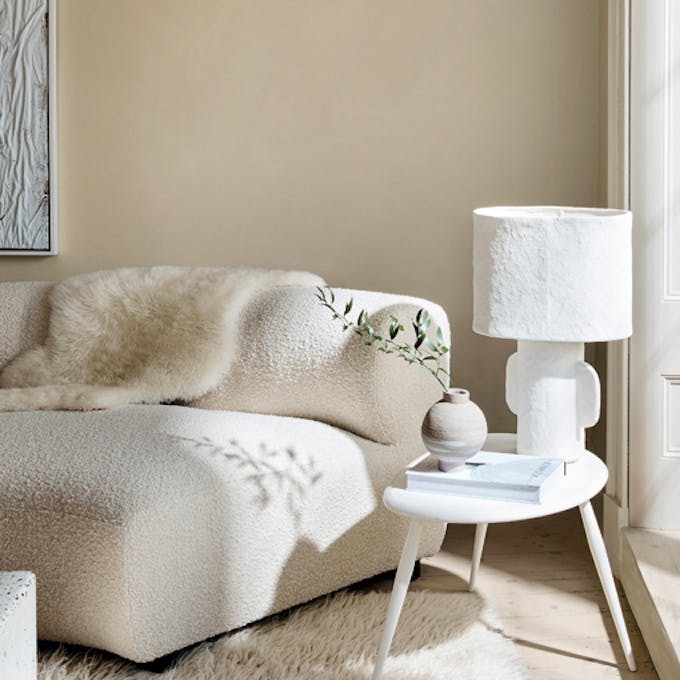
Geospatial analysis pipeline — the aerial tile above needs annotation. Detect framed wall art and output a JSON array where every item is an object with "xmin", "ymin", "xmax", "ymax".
[{"xmin": 0, "ymin": 0, "xmax": 57, "ymax": 255}]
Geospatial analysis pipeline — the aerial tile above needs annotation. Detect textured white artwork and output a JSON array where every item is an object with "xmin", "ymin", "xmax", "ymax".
[{"xmin": 0, "ymin": 0, "xmax": 56, "ymax": 254}]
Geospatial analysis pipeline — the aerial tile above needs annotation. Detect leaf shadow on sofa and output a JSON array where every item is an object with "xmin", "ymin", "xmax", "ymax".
[
  {"xmin": 170, "ymin": 424, "xmax": 449, "ymax": 641},
  {"xmin": 170, "ymin": 434, "xmax": 323, "ymax": 529}
]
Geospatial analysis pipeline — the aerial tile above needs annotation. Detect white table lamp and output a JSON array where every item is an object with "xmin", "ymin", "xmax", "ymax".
[{"xmin": 473, "ymin": 206, "xmax": 632, "ymax": 461}]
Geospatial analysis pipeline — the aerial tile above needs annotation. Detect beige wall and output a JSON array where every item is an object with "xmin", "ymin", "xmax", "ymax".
[{"xmin": 0, "ymin": 0, "xmax": 601, "ymax": 432}]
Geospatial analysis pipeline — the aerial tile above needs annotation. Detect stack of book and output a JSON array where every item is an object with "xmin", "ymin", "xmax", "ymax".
[{"xmin": 406, "ymin": 450, "xmax": 564, "ymax": 504}]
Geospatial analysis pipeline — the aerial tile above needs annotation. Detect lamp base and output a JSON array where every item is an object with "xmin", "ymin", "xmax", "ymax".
[{"xmin": 506, "ymin": 340, "xmax": 600, "ymax": 462}]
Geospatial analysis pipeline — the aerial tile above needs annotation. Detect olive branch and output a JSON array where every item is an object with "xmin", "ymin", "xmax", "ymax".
[{"xmin": 316, "ymin": 286, "xmax": 451, "ymax": 391}]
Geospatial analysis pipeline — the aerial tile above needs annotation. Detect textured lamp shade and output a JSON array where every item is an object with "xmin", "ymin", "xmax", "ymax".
[
  {"xmin": 472, "ymin": 206, "xmax": 633, "ymax": 462},
  {"xmin": 473, "ymin": 207, "xmax": 632, "ymax": 342}
]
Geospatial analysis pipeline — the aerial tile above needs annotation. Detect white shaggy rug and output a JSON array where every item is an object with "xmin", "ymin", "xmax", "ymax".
[{"xmin": 38, "ymin": 590, "xmax": 527, "ymax": 680}]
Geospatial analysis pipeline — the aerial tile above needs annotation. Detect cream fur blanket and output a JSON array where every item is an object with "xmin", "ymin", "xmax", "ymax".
[{"xmin": 0, "ymin": 266, "xmax": 324, "ymax": 412}]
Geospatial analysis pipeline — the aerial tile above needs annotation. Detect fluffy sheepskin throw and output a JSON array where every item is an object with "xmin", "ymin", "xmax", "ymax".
[{"xmin": 0, "ymin": 266, "xmax": 324, "ymax": 412}]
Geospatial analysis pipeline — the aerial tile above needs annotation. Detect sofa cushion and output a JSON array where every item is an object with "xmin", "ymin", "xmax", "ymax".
[
  {"xmin": 0, "ymin": 404, "xmax": 378, "ymax": 530},
  {"xmin": 0, "ymin": 405, "xmax": 443, "ymax": 661}
]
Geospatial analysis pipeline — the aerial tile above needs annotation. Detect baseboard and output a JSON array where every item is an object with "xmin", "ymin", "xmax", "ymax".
[
  {"xmin": 603, "ymin": 493, "xmax": 628, "ymax": 578},
  {"xmin": 621, "ymin": 528, "xmax": 680, "ymax": 680}
]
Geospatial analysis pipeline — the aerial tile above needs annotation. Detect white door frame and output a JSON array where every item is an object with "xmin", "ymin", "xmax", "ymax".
[{"xmin": 603, "ymin": 0, "xmax": 630, "ymax": 576}]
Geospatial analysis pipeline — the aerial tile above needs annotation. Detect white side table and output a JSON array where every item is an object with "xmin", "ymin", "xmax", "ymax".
[
  {"xmin": 0, "ymin": 572, "xmax": 37, "ymax": 680},
  {"xmin": 372, "ymin": 434, "xmax": 636, "ymax": 679}
]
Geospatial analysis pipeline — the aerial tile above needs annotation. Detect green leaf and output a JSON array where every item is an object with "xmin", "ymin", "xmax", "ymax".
[
  {"xmin": 436, "ymin": 326, "xmax": 443, "ymax": 344},
  {"xmin": 422, "ymin": 355, "xmax": 437, "ymax": 362},
  {"xmin": 424, "ymin": 338, "xmax": 437, "ymax": 351},
  {"xmin": 329, "ymin": 288, "xmax": 335, "ymax": 304},
  {"xmin": 358, "ymin": 310, "xmax": 367, "ymax": 326},
  {"xmin": 344, "ymin": 298, "xmax": 353, "ymax": 315},
  {"xmin": 440, "ymin": 346, "xmax": 449, "ymax": 354},
  {"xmin": 416, "ymin": 309, "xmax": 423, "ymax": 324},
  {"xmin": 414, "ymin": 333, "xmax": 425, "ymax": 349}
]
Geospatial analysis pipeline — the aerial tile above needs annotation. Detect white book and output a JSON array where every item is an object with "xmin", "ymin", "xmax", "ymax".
[{"xmin": 406, "ymin": 450, "xmax": 564, "ymax": 504}]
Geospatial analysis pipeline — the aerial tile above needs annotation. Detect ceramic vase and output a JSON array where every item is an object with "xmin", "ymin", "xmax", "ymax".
[{"xmin": 421, "ymin": 388, "xmax": 488, "ymax": 471}]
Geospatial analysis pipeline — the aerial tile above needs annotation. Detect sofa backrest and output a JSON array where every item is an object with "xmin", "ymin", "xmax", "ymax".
[
  {"xmin": 0, "ymin": 282, "xmax": 52, "ymax": 371},
  {"xmin": 0, "ymin": 280, "xmax": 447, "ymax": 447},
  {"xmin": 190, "ymin": 285, "xmax": 447, "ymax": 446}
]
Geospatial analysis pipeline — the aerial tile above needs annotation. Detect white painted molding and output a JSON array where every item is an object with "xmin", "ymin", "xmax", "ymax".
[
  {"xmin": 628, "ymin": 0, "xmax": 680, "ymax": 529},
  {"xmin": 607, "ymin": 0, "xmax": 630, "ymax": 212},
  {"xmin": 663, "ymin": 0, "xmax": 676, "ymax": 300},
  {"xmin": 604, "ymin": 0, "xmax": 631, "ymax": 577}
]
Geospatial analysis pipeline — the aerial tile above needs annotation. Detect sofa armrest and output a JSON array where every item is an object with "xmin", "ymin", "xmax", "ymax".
[
  {"xmin": 191, "ymin": 286, "xmax": 451, "ymax": 450},
  {"xmin": 0, "ymin": 282, "xmax": 51, "ymax": 371}
]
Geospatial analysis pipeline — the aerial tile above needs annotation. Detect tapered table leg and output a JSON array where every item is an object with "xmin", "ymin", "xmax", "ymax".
[
  {"xmin": 469, "ymin": 522, "xmax": 488, "ymax": 592},
  {"xmin": 579, "ymin": 501, "xmax": 636, "ymax": 671},
  {"xmin": 373, "ymin": 521, "xmax": 422, "ymax": 680}
]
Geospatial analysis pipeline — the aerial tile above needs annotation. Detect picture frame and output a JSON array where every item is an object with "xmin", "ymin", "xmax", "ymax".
[{"xmin": 0, "ymin": 0, "xmax": 58, "ymax": 256}]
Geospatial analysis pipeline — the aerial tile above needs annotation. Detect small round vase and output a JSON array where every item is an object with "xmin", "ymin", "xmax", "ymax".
[{"xmin": 421, "ymin": 388, "xmax": 488, "ymax": 471}]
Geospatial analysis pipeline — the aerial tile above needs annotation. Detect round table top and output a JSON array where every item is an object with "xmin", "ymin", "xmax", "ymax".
[{"xmin": 383, "ymin": 433, "xmax": 608, "ymax": 524}]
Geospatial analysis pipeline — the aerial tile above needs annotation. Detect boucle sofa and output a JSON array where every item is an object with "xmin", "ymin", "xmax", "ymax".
[{"xmin": 0, "ymin": 278, "xmax": 448, "ymax": 662}]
